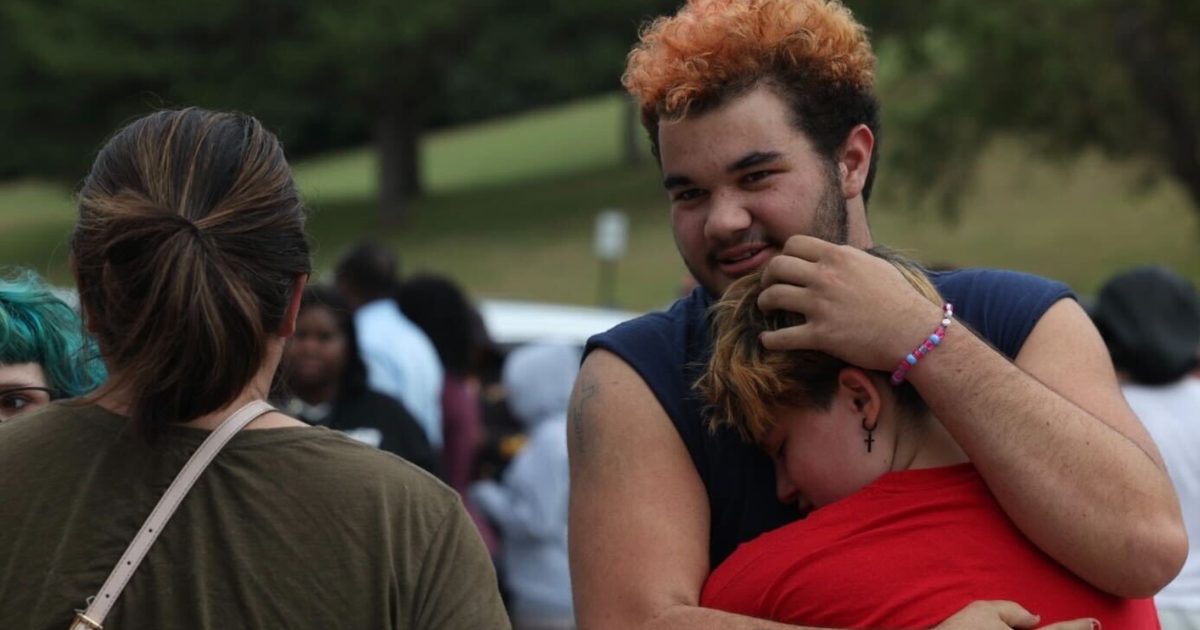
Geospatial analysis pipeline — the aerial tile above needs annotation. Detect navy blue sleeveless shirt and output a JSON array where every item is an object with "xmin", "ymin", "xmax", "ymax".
[{"xmin": 585, "ymin": 268, "xmax": 1074, "ymax": 567}]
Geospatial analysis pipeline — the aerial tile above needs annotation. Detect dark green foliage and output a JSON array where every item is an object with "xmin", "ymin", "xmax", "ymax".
[
  {"xmin": 853, "ymin": 0, "xmax": 1200, "ymax": 218},
  {"xmin": 0, "ymin": 0, "xmax": 676, "ymax": 192}
]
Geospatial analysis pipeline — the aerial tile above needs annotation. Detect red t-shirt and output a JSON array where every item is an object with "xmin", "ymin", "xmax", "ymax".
[{"xmin": 701, "ymin": 463, "xmax": 1158, "ymax": 629}]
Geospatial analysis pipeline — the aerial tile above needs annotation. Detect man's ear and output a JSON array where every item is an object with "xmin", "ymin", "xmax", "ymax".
[
  {"xmin": 837, "ymin": 124, "xmax": 875, "ymax": 201},
  {"xmin": 837, "ymin": 367, "xmax": 883, "ymax": 430},
  {"xmin": 278, "ymin": 274, "xmax": 309, "ymax": 338}
]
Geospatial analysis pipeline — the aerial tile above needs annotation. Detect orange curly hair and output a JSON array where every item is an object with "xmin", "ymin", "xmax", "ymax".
[{"xmin": 623, "ymin": 0, "xmax": 882, "ymax": 200}]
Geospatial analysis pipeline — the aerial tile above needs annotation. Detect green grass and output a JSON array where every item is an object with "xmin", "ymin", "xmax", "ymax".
[
  {"xmin": 1, "ymin": 93, "xmax": 1198, "ymax": 311},
  {"xmin": 0, "ymin": 181, "xmax": 79, "ymax": 277},
  {"xmin": 303, "ymin": 162, "xmax": 683, "ymax": 309},
  {"xmin": 868, "ymin": 140, "xmax": 1200, "ymax": 294},
  {"xmin": 295, "ymin": 93, "xmax": 640, "ymax": 200}
]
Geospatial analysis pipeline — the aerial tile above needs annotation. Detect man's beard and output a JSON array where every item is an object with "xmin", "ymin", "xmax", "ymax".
[{"xmin": 809, "ymin": 164, "xmax": 849, "ymax": 246}]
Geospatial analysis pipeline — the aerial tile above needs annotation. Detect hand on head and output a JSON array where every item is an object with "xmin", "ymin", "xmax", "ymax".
[{"xmin": 757, "ymin": 236, "xmax": 946, "ymax": 371}]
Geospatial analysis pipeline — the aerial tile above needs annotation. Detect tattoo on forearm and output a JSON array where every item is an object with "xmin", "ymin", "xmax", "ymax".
[{"xmin": 572, "ymin": 381, "xmax": 598, "ymax": 455}]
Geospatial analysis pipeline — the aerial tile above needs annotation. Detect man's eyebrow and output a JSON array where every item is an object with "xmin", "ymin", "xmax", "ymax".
[
  {"xmin": 728, "ymin": 151, "xmax": 783, "ymax": 173},
  {"xmin": 662, "ymin": 151, "xmax": 783, "ymax": 189},
  {"xmin": 662, "ymin": 174, "xmax": 692, "ymax": 189}
]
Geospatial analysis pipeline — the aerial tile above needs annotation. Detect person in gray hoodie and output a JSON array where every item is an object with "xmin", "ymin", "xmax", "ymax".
[{"xmin": 472, "ymin": 343, "xmax": 580, "ymax": 630}]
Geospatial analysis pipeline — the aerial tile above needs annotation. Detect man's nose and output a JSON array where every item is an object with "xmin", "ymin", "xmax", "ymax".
[{"xmin": 704, "ymin": 190, "xmax": 753, "ymax": 243}]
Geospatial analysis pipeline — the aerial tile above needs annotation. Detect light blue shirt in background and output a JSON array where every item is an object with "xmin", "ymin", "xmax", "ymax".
[{"xmin": 353, "ymin": 299, "xmax": 444, "ymax": 449}]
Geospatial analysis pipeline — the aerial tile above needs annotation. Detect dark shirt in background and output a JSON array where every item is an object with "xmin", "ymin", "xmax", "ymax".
[{"xmin": 285, "ymin": 390, "xmax": 442, "ymax": 478}]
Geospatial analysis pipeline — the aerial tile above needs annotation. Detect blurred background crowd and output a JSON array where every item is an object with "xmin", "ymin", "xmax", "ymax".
[{"xmin": 0, "ymin": 0, "xmax": 1198, "ymax": 627}]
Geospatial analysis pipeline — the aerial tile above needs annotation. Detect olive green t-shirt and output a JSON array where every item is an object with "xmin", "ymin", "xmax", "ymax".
[{"xmin": 0, "ymin": 403, "xmax": 511, "ymax": 630}]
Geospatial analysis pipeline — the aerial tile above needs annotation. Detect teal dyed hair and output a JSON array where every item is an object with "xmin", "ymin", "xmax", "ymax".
[{"xmin": 0, "ymin": 269, "xmax": 106, "ymax": 398}]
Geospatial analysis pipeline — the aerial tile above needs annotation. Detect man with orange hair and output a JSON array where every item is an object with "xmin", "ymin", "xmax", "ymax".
[{"xmin": 567, "ymin": 1, "xmax": 1186, "ymax": 629}]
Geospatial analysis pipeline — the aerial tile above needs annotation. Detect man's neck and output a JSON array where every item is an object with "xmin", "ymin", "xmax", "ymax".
[{"xmin": 845, "ymin": 198, "xmax": 873, "ymax": 248}]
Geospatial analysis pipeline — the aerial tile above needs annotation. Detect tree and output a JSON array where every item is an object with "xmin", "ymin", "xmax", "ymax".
[
  {"xmin": 436, "ymin": 0, "xmax": 677, "ymax": 165},
  {"xmin": 854, "ymin": 0, "xmax": 1200, "ymax": 220},
  {"xmin": 0, "ymin": 0, "xmax": 484, "ymax": 224},
  {"xmin": 0, "ymin": 0, "xmax": 675, "ymax": 221},
  {"xmin": 279, "ymin": 0, "xmax": 488, "ymax": 223}
]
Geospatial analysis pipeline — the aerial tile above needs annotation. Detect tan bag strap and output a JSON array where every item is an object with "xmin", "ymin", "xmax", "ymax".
[{"xmin": 70, "ymin": 400, "xmax": 276, "ymax": 630}]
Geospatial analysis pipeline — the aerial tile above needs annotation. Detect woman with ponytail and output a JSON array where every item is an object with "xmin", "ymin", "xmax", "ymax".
[{"xmin": 0, "ymin": 109, "xmax": 509, "ymax": 630}]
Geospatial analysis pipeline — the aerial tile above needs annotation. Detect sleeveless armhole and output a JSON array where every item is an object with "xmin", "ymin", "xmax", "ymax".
[
  {"xmin": 930, "ymin": 268, "xmax": 1075, "ymax": 360},
  {"xmin": 584, "ymin": 289, "xmax": 715, "ymax": 489}
]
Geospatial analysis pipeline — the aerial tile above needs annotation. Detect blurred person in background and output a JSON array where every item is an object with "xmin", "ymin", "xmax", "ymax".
[
  {"xmin": 474, "ymin": 308, "xmax": 526, "ymax": 481},
  {"xmin": 397, "ymin": 273, "xmax": 500, "ymax": 554},
  {"xmin": 396, "ymin": 275, "xmax": 487, "ymax": 497},
  {"xmin": 335, "ymin": 240, "xmax": 445, "ymax": 449},
  {"xmin": 473, "ymin": 342, "xmax": 581, "ymax": 630},
  {"xmin": 278, "ymin": 285, "xmax": 440, "ymax": 476},
  {"xmin": 0, "ymin": 108, "xmax": 509, "ymax": 629},
  {"xmin": 1091, "ymin": 266, "xmax": 1200, "ymax": 630},
  {"xmin": 0, "ymin": 268, "xmax": 106, "ymax": 421}
]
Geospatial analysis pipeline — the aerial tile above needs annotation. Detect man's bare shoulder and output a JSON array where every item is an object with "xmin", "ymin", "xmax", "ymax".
[{"xmin": 569, "ymin": 350, "xmax": 679, "ymax": 470}]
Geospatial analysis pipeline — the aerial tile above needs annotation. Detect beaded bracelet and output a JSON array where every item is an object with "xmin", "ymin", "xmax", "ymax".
[{"xmin": 890, "ymin": 303, "xmax": 954, "ymax": 386}]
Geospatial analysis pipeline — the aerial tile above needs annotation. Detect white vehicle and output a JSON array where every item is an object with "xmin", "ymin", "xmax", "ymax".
[{"xmin": 477, "ymin": 299, "xmax": 641, "ymax": 348}]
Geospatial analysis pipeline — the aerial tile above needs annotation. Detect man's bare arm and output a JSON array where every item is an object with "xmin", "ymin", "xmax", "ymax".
[
  {"xmin": 909, "ymin": 299, "xmax": 1187, "ymax": 597},
  {"xmin": 569, "ymin": 350, "xmax": 816, "ymax": 630}
]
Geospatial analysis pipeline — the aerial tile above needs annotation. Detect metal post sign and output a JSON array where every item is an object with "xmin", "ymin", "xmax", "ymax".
[
  {"xmin": 594, "ymin": 209, "xmax": 629, "ymax": 307},
  {"xmin": 594, "ymin": 209, "xmax": 629, "ymax": 261}
]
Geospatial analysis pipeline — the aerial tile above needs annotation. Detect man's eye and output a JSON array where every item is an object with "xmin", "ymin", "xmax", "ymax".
[
  {"xmin": 742, "ymin": 171, "xmax": 772, "ymax": 184},
  {"xmin": 673, "ymin": 188, "xmax": 706, "ymax": 202}
]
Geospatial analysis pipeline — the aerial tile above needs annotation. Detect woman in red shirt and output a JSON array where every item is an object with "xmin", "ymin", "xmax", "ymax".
[{"xmin": 695, "ymin": 249, "xmax": 1158, "ymax": 630}]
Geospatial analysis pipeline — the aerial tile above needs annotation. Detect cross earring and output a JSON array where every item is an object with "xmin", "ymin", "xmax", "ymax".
[{"xmin": 862, "ymin": 417, "xmax": 875, "ymax": 453}]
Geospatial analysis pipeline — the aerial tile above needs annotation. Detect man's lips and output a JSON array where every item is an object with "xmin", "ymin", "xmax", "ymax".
[{"xmin": 715, "ymin": 243, "xmax": 773, "ymax": 276}]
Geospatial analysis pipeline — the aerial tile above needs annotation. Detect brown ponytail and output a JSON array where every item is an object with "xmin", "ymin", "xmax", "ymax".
[{"xmin": 72, "ymin": 108, "xmax": 311, "ymax": 441}]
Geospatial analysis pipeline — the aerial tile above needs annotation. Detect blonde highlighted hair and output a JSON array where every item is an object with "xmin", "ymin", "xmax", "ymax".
[{"xmin": 695, "ymin": 247, "xmax": 940, "ymax": 447}]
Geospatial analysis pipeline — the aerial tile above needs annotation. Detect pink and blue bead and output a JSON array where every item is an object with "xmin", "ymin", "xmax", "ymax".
[{"xmin": 891, "ymin": 303, "xmax": 954, "ymax": 386}]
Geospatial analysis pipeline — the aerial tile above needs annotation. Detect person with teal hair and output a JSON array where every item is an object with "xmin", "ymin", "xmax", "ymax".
[{"xmin": 0, "ymin": 268, "xmax": 105, "ymax": 420}]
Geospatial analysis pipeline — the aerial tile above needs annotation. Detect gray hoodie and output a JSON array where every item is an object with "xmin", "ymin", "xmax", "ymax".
[{"xmin": 471, "ymin": 342, "xmax": 581, "ymax": 625}]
